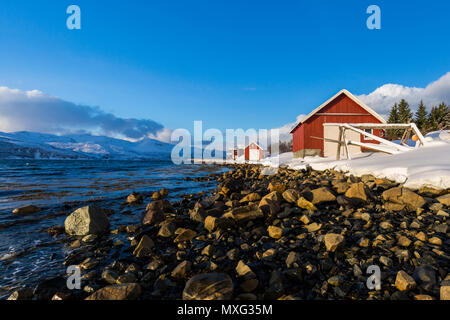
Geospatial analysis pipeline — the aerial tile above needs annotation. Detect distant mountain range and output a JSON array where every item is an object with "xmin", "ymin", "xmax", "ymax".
[{"xmin": 0, "ymin": 131, "xmax": 174, "ymax": 160}]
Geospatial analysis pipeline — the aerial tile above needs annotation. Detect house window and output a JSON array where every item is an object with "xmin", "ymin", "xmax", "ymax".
[{"xmin": 364, "ymin": 128, "xmax": 373, "ymax": 135}]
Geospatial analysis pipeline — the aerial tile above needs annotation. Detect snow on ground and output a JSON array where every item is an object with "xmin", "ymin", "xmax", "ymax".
[{"xmin": 221, "ymin": 130, "xmax": 450, "ymax": 190}]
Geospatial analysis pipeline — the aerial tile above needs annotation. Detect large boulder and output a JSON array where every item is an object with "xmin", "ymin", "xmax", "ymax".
[
  {"xmin": 183, "ymin": 273, "xmax": 234, "ymax": 300},
  {"xmin": 282, "ymin": 189, "xmax": 301, "ymax": 204},
  {"xmin": 309, "ymin": 187, "xmax": 336, "ymax": 205},
  {"xmin": 344, "ymin": 182, "xmax": 368, "ymax": 203},
  {"xmin": 436, "ymin": 193, "xmax": 450, "ymax": 206},
  {"xmin": 382, "ymin": 187, "xmax": 426, "ymax": 212},
  {"xmin": 395, "ymin": 271, "xmax": 416, "ymax": 291},
  {"xmin": 64, "ymin": 206, "xmax": 110, "ymax": 236},
  {"xmin": 224, "ymin": 203, "xmax": 264, "ymax": 222},
  {"xmin": 85, "ymin": 283, "xmax": 141, "ymax": 300},
  {"xmin": 133, "ymin": 235, "xmax": 154, "ymax": 258}
]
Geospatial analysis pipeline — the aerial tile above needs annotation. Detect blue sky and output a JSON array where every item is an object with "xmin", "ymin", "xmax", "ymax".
[{"xmin": 0, "ymin": 0, "xmax": 449, "ymax": 136}]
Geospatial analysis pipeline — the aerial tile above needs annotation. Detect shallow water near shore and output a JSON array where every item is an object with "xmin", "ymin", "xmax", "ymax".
[{"xmin": 0, "ymin": 159, "xmax": 227, "ymax": 298}]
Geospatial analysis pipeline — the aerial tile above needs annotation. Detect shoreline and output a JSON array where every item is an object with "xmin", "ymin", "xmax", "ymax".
[{"xmin": 5, "ymin": 163, "xmax": 450, "ymax": 300}]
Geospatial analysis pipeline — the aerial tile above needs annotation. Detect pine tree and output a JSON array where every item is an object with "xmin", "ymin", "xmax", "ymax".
[
  {"xmin": 428, "ymin": 102, "xmax": 449, "ymax": 131},
  {"xmin": 387, "ymin": 103, "xmax": 400, "ymax": 139},
  {"xmin": 397, "ymin": 99, "xmax": 413, "ymax": 123},
  {"xmin": 414, "ymin": 100, "xmax": 428, "ymax": 131},
  {"xmin": 388, "ymin": 103, "xmax": 399, "ymax": 123}
]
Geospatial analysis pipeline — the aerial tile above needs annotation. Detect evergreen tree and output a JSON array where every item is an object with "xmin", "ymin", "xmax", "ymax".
[
  {"xmin": 428, "ymin": 102, "xmax": 449, "ymax": 131},
  {"xmin": 397, "ymin": 99, "xmax": 413, "ymax": 123},
  {"xmin": 387, "ymin": 103, "xmax": 400, "ymax": 139},
  {"xmin": 388, "ymin": 103, "xmax": 399, "ymax": 123},
  {"xmin": 414, "ymin": 100, "xmax": 428, "ymax": 131}
]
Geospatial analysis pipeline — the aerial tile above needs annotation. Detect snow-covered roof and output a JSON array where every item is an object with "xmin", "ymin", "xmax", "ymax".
[{"xmin": 290, "ymin": 89, "xmax": 386, "ymax": 133}]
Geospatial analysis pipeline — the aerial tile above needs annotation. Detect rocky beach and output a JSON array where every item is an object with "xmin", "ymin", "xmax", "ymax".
[{"xmin": 4, "ymin": 163, "xmax": 450, "ymax": 301}]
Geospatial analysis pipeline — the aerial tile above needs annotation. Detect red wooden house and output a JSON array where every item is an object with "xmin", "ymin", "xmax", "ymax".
[
  {"xmin": 244, "ymin": 142, "xmax": 264, "ymax": 161},
  {"xmin": 290, "ymin": 89, "xmax": 386, "ymax": 158}
]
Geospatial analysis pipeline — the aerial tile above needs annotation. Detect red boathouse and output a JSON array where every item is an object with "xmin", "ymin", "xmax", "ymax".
[
  {"xmin": 244, "ymin": 142, "xmax": 264, "ymax": 161},
  {"xmin": 290, "ymin": 89, "xmax": 386, "ymax": 158}
]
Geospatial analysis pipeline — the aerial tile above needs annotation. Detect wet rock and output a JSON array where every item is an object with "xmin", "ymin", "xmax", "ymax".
[
  {"xmin": 182, "ymin": 273, "xmax": 234, "ymax": 300},
  {"xmin": 441, "ymin": 280, "xmax": 450, "ymax": 300},
  {"xmin": 416, "ymin": 231, "xmax": 427, "ymax": 242},
  {"xmin": 324, "ymin": 233, "xmax": 345, "ymax": 252},
  {"xmin": 267, "ymin": 225, "xmax": 282, "ymax": 239},
  {"xmin": 379, "ymin": 256, "xmax": 393, "ymax": 267},
  {"xmin": 116, "ymin": 273, "xmax": 138, "ymax": 284},
  {"xmin": 240, "ymin": 193, "xmax": 261, "ymax": 202},
  {"xmin": 174, "ymin": 229, "xmax": 197, "ymax": 243},
  {"xmin": 297, "ymin": 197, "xmax": 317, "ymax": 211},
  {"xmin": 344, "ymin": 182, "xmax": 368, "ymax": 203},
  {"xmin": 241, "ymin": 279, "xmax": 259, "ymax": 292},
  {"xmin": 204, "ymin": 216, "xmax": 226, "ymax": 233},
  {"xmin": 171, "ymin": 261, "xmax": 192, "ymax": 279},
  {"xmin": 285, "ymin": 251, "xmax": 300, "ymax": 268},
  {"xmin": 51, "ymin": 292, "xmax": 72, "ymax": 300},
  {"xmin": 306, "ymin": 222, "xmax": 322, "ymax": 233},
  {"xmin": 282, "ymin": 189, "xmax": 301, "ymax": 204},
  {"xmin": 189, "ymin": 202, "xmax": 207, "ymax": 222},
  {"xmin": 414, "ymin": 294, "xmax": 434, "ymax": 300},
  {"xmin": 133, "ymin": 235, "xmax": 154, "ymax": 258},
  {"xmin": 33, "ymin": 277, "xmax": 66, "ymax": 300},
  {"xmin": 225, "ymin": 204, "xmax": 264, "ymax": 222},
  {"xmin": 64, "ymin": 206, "xmax": 110, "ymax": 236},
  {"xmin": 382, "ymin": 187, "xmax": 426, "ymax": 212},
  {"xmin": 436, "ymin": 193, "xmax": 450, "ymax": 206},
  {"xmin": 12, "ymin": 205, "xmax": 40, "ymax": 215},
  {"xmin": 268, "ymin": 182, "xmax": 286, "ymax": 193},
  {"xmin": 397, "ymin": 236, "xmax": 412, "ymax": 247},
  {"xmin": 395, "ymin": 270, "xmax": 416, "ymax": 291},
  {"xmin": 85, "ymin": 283, "xmax": 141, "ymax": 300},
  {"xmin": 235, "ymin": 260, "xmax": 256, "ymax": 280},
  {"xmin": 413, "ymin": 265, "xmax": 437, "ymax": 291},
  {"xmin": 309, "ymin": 187, "xmax": 336, "ymax": 205},
  {"xmin": 258, "ymin": 191, "xmax": 282, "ymax": 215},
  {"xmin": 102, "ymin": 269, "xmax": 119, "ymax": 285},
  {"xmin": 158, "ymin": 221, "xmax": 176, "ymax": 237},
  {"xmin": 7, "ymin": 288, "xmax": 34, "ymax": 300},
  {"xmin": 428, "ymin": 237, "xmax": 442, "ymax": 246},
  {"xmin": 45, "ymin": 226, "xmax": 65, "ymax": 237},
  {"xmin": 143, "ymin": 209, "xmax": 164, "ymax": 225},
  {"xmin": 380, "ymin": 221, "xmax": 394, "ymax": 231},
  {"xmin": 126, "ymin": 192, "xmax": 142, "ymax": 204}
]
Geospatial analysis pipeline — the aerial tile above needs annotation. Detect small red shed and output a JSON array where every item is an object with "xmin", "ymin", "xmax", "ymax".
[
  {"xmin": 290, "ymin": 89, "xmax": 386, "ymax": 158},
  {"xmin": 244, "ymin": 142, "xmax": 264, "ymax": 161}
]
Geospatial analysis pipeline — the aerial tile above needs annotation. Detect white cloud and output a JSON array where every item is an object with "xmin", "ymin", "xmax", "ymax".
[
  {"xmin": 357, "ymin": 72, "xmax": 450, "ymax": 115},
  {"xmin": 271, "ymin": 114, "xmax": 306, "ymax": 142},
  {"xmin": 0, "ymin": 86, "xmax": 169, "ymax": 141},
  {"xmin": 148, "ymin": 127, "xmax": 173, "ymax": 143}
]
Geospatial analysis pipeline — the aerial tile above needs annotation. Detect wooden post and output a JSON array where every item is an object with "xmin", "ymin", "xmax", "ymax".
[
  {"xmin": 343, "ymin": 129, "xmax": 351, "ymax": 160},
  {"xmin": 336, "ymin": 127, "xmax": 343, "ymax": 160}
]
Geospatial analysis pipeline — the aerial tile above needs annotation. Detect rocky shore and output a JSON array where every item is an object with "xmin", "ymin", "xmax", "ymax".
[{"xmin": 7, "ymin": 164, "xmax": 450, "ymax": 300}]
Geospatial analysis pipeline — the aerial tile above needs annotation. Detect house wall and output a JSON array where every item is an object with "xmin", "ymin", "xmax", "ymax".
[
  {"xmin": 244, "ymin": 143, "xmax": 263, "ymax": 160},
  {"xmin": 292, "ymin": 93, "xmax": 384, "ymax": 157}
]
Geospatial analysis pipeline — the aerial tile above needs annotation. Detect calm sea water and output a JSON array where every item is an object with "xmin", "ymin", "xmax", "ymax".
[{"xmin": 0, "ymin": 159, "xmax": 227, "ymax": 298}]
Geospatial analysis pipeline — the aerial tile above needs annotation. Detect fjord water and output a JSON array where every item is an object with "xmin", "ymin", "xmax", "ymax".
[{"xmin": 0, "ymin": 160, "xmax": 226, "ymax": 298}]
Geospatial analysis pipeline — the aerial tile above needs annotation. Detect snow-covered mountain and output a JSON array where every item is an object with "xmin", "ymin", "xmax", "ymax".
[{"xmin": 0, "ymin": 131, "xmax": 174, "ymax": 160}]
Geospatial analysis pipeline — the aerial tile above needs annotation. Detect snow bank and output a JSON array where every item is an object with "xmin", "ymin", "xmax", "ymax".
[{"xmin": 230, "ymin": 131, "xmax": 450, "ymax": 190}]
